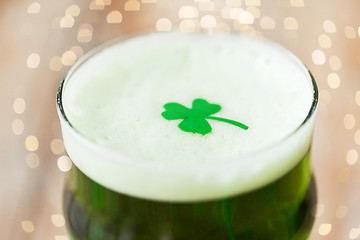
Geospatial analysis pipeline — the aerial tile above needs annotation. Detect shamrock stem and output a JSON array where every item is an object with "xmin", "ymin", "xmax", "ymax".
[{"xmin": 206, "ymin": 116, "xmax": 249, "ymax": 130}]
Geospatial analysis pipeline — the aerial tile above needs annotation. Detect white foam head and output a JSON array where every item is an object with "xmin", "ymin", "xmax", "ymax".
[{"xmin": 58, "ymin": 32, "xmax": 318, "ymax": 202}]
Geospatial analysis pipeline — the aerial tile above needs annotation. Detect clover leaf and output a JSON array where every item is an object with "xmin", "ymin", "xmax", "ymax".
[{"xmin": 162, "ymin": 98, "xmax": 248, "ymax": 135}]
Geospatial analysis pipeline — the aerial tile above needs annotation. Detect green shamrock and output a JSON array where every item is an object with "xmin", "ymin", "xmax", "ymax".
[{"xmin": 161, "ymin": 98, "xmax": 249, "ymax": 135}]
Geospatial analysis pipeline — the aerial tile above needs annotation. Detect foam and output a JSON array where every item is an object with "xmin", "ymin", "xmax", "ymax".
[{"xmin": 58, "ymin": 32, "xmax": 317, "ymax": 202}]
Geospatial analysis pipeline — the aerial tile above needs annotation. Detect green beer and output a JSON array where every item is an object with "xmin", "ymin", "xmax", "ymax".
[{"xmin": 57, "ymin": 32, "xmax": 318, "ymax": 240}]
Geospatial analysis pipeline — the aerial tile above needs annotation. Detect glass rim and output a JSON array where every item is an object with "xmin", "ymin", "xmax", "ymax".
[{"xmin": 56, "ymin": 31, "xmax": 319, "ymax": 169}]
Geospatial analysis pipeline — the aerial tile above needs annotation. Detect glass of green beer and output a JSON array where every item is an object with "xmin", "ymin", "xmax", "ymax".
[{"xmin": 57, "ymin": 32, "xmax": 318, "ymax": 240}]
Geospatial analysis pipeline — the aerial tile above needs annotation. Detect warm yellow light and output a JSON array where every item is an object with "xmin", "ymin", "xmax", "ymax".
[
  {"xmin": 25, "ymin": 135, "xmax": 39, "ymax": 152},
  {"xmin": 344, "ymin": 114, "xmax": 356, "ymax": 130},
  {"xmin": 156, "ymin": 18, "xmax": 172, "ymax": 32},
  {"xmin": 107, "ymin": 11, "xmax": 123, "ymax": 23}
]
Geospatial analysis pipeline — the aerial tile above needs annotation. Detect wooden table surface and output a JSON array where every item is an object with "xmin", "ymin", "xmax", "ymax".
[{"xmin": 1, "ymin": 0, "xmax": 360, "ymax": 239}]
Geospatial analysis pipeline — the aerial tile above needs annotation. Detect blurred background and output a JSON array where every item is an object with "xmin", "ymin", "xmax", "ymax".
[{"xmin": 0, "ymin": 0, "xmax": 359, "ymax": 239}]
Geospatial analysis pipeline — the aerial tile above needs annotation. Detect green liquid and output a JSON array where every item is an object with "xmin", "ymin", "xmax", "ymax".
[{"xmin": 64, "ymin": 150, "xmax": 316, "ymax": 240}]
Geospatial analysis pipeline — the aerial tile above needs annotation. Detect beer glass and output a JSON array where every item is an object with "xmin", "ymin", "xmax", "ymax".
[{"xmin": 57, "ymin": 32, "xmax": 318, "ymax": 240}]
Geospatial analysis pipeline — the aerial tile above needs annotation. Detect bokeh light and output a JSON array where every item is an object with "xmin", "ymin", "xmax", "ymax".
[
  {"xmin": 27, "ymin": 2, "xmax": 41, "ymax": 14},
  {"xmin": 318, "ymin": 34, "xmax": 332, "ymax": 48},
  {"xmin": 25, "ymin": 135, "xmax": 39, "ymax": 152},
  {"xmin": 312, "ymin": 50, "xmax": 326, "ymax": 65},
  {"xmin": 318, "ymin": 223, "xmax": 332, "ymax": 236},
  {"xmin": 327, "ymin": 73, "xmax": 341, "ymax": 89},
  {"xmin": 50, "ymin": 138, "xmax": 64, "ymax": 155},
  {"xmin": 26, "ymin": 153, "xmax": 40, "ymax": 169},
  {"xmin": 323, "ymin": 20, "xmax": 336, "ymax": 33},
  {"xmin": 260, "ymin": 16, "xmax": 276, "ymax": 29},
  {"xmin": 51, "ymin": 214, "xmax": 65, "ymax": 227},
  {"xmin": 156, "ymin": 18, "xmax": 172, "ymax": 31},
  {"xmin": 335, "ymin": 205, "xmax": 348, "ymax": 219},
  {"xmin": 60, "ymin": 15, "xmax": 75, "ymax": 28},
  {"xmin": 57, "ymin": 156, "xmax": 72, "ymax": 172},
  {"xmin": 66, "ymin": 5, "xmax": 81, "ymax": 17},
  {"xmin": 77, "ymin": 24, "xmax": 93, "ymax": 42},
  {"xmin": 283, "ymin": 17, "xmax": 298, "ymax": 30},
  {"xmin": 21, "ymin": 221, "xmax": 34, "ymax": 233},
  {"xmin": 13, "ymin": 98, "xmax": 26, "ymax": 114},
  {"xmin": 107, "ymin": 11, "xmax": 123, "ymax": 23},
  {"xmin": 27, "ymin": 53, "xmax": 40, "ymax": 69},
  {"xmin": 11, "ymin": 119, "xmax": 24, "ymax": 135},
  {"xmin": 344, "ymin": 114, "xmax": 356, "ymax": 130}
]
